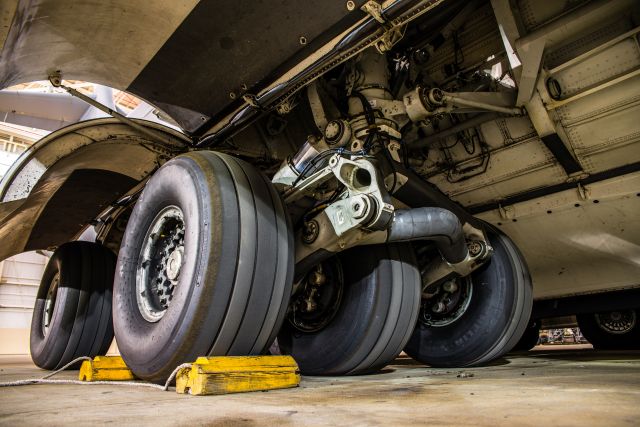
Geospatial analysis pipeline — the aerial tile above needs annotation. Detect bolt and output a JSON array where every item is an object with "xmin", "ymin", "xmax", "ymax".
[
  {"xmin": 309, "ymin": 270, "xmax": 326, "ymax": 286},
  {"xmin": 351, "ymin": 198, "xmax": 368, "ymax": 219},
  {"xmin": 324, "ymin": 120, "xmax": 344, "ymax": 144},
  {"xmin": 432, "ymin": 302, "xmax": 446, "ymax": 313},
  {"xmin": 442, "ymin": 280, "xmax": 458, "ymax": 293},
  {"xmin": 346, "ymin": 1, "xmax": 356, "ymax": 11},
  {"xmin": 302, "ymin": 220, "xmax": 320, "ymax": 244},
  {"xmin": 468, "ymin": 240, "xmax": 484, "ymax": 257}
]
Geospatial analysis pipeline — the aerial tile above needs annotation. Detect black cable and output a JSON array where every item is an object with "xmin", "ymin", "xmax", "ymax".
[
  {"xmin": 353, "ymin": 91, "xmax": 376, "ymax": 126},
  {"xmin": 291, "ymin": 149, "xmax": 342, "ymax": 188}
]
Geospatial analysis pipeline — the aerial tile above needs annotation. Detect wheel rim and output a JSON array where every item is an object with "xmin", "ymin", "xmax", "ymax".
[
  {"xmin": 595, "ymin": 310, "xmax": 636, "ymax": 335},
  {"xmin": 418, "ymin": 276, "xmax": 473, "ymax": 328},
  {"xmin": 288, "ymin": 258, "xmax": 344, "ymax": 333},
  {"xmin": 136, "ymin": 205, "xmax": 185, "ymax": 322},
  {"xmin": 42, "ymin": 272, "xmax": 60, "ymax": 336}
]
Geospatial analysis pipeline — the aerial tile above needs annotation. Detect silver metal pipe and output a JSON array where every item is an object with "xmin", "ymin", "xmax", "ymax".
[
  {"xmin": 387, "ymin": 207, "xmax": 469, "ymax": 264},
  {"xmin": 444, "ymin": 94, "xmax": 522, "ymax": 115}
]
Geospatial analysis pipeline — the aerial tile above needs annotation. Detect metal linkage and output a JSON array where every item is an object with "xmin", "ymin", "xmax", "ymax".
[
  {"xmin": 284, "ymin": 154, "xmax": 394, "ymax": 236},
  {"xmin": 404, "ymin": 86, "xmax": 522, "ymax": 121},
  {"xmin": 419, "ymin": 223, "xmax": 493, "ymax": 290},
  {"xmin": 48, "ymin": 72, "xmax": 190, "ymax": 148}
]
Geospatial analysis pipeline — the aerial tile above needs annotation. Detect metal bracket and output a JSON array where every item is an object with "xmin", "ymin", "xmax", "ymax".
[
  {"xmin": 577, "ymin": 183, "xmax": 590, "ymax": 201},
  {"xmin": 361, "ymin": 1, "xmax": 387, "ymax": 24},
  {"xmin": 276, "ymin": 97, "xmax": 297, "ymax": 115},
  {"xmin": 361, "ymin": 0, "xmax": 406, "ymax": 53},
  {"xmin": 421, "ymin": 238, "xmax": 493, "ymax": 291},
  {"xmin": 242, "ymin": 94, "xmax": 263, "ymax": 109},
  {"xmin": 498, "ymin": 203, "xmax": 514, "ymax": 220},
  {"xmin": 327, "ymin": 155, "xmax": 394, "ymax": 233},
  {"xmin": 283, "ymin": 154, "xmax": 393, "ymax": 235}
]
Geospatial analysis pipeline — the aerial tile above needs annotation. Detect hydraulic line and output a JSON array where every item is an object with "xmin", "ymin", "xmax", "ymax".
[{"xmin": 387, "ymin": 207, "xmax": 468, "ymax": 264}]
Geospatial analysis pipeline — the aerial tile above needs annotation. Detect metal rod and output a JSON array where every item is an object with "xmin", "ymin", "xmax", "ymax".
[
  {"xmin": 444, "ymin": 94, "xmax": 523, "ymax": 115},
  {"xmin": 49, "ymin": 76, "xmax": 188, "ymax": 148}
]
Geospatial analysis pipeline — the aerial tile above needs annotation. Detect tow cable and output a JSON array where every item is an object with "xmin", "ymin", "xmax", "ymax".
[{"xmin": 0, "ymin": 356, "xmax": 189, "ymax": 392}]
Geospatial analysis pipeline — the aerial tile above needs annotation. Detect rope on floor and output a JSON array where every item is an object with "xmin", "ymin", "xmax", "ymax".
[{"xmin": 0, "ymin": 357, "xmax": 191, "ymax": 391}]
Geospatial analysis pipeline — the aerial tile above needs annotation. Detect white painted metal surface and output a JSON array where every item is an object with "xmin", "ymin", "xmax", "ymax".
[
  {"xmin": 0, "ymin": 251, "xmax": 48, "ymax": 354},
  {"xmin": 477, "ymin": 172, "xmax": 640, "ymax": 299},
  {"xmin": 414, "ymin": 0, "xmax": 640, "ymax": 299}
]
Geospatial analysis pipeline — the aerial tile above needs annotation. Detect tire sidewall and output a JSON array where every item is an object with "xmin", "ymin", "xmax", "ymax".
[
  {"xmin": 279, "ymin": 243, "xmax": 419, "ymax": 375},
  {"xmin": 406, "ymin": 228, "xmax": 532, "ymax": 366},
  {"xmin": 30, "ymin": 244, "xmax": 81, "ymax": 369},
  {"xmin": 578, "ymin": 309, "xmax": 640, "ymax": 349},
  {"xmin": 114, "ymin": 156, "xmax": 220, "ymax": 374}
]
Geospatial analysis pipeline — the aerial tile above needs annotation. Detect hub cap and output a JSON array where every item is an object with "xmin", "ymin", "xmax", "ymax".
[
  {"xmin": 419, "ymin": 277, "xmax": 473, "ymax": 328},
  {"xmin": 136, "ymin": 206, "xmax": 185, "ymax": 322},
  {"xmin": 595, "ymin": 310, "xmax": 636, "ymax": 334},
  {"xmin": 288, "ymin": 259, "xmax": 344, "ymax": 333},
  {"xmin": 42, "ymin": 273, "xmax": 60, "ymax": 336}
]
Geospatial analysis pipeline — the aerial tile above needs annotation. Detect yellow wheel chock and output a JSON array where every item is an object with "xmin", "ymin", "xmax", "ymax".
[
  {"xmin": 79, "ymin": 356, "xmax": 136, "ymax": 382},
  {"xmin": 77, "ymin": 355, "xmax": 300, "ymax": 396},
  {"xmin": 176, "ymin": 355, "xmax": 300, "ymax": 396}
]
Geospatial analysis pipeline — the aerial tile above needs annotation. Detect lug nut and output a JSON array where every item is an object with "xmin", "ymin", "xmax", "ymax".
[
  {"xmin": 351, "ymin": 198, "xmax": 368, "ymax": 219},
  {"xmin": 432, "ymin": 302, "xmax": 446, "ymax": 313}
]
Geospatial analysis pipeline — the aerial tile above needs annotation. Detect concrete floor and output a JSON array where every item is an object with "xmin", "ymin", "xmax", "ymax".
[{"xmin": 1, "ymin": 345, "xmax": 639, "ymax": 426}]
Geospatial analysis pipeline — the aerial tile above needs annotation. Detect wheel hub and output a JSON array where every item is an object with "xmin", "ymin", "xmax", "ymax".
[
  {"xmin": 42, "ymin": 272, "xmax": 60, "ymax": 336},
  {"xmin": 136, "ymin": 206, "xmax": 185, "ymax": 322},
  {"xmin": 166, "ymin": 248, "xmax": 183, "ymax": 281},
  {"xmin": 419, "ymin": 276, "xmax": 473, "ymax": 328},
  {"xmin": 288, "ymin": 260, "xmax": 343, "ymax": 333},
  {"xmin": 595, "ymin": 310, "xmax": 636, "ymax": 334}
]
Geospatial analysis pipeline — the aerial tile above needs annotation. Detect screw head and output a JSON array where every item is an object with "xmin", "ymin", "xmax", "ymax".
[{"xmin": 346, "ymin": 1, "xmax": 356, "ymax": 11}]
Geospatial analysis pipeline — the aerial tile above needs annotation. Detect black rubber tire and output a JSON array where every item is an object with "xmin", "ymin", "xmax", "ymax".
[
  {"xmin": 278, "ymin": 243, "xmax": 421, "ymax": 376},
  {"xmin": 511, "ymin": 318, "xmax": 541, "ymax": 352},
  {"xmin": 30, "ymin": 241, "xmax": 116, "ymax": 370},
  {"xmin": 405, "ymin": 227, "xmax": 532, "ymax": 367},
  {"xmin": 113, "ymin": 152, "xmax": 294, "ymax": 382},
  {"xmin": 577, "ymin": 309, "xmax": 640, "ymax": 349}
]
